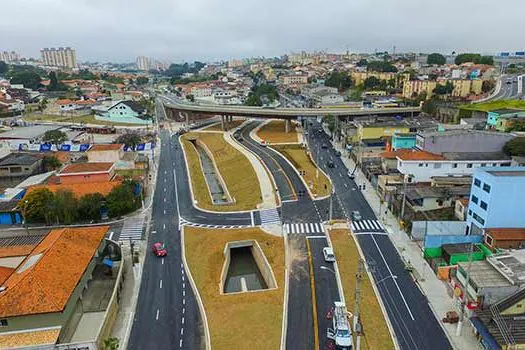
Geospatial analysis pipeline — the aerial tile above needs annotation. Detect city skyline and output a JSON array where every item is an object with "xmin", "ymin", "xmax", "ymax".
[{"xmin": 1, "ymin": 0, "xmax": 525, "ymax": 63}]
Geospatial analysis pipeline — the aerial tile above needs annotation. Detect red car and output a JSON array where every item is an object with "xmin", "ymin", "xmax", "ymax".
[{"xmin": 152, "ymin": 242, "xmax": 167, "ymax": 257}]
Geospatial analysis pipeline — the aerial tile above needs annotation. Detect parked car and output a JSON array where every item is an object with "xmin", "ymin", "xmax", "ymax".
[
  {"xmin": 335, "ymin": 151, "xmax": 341, "ymax": 157},
  {"xmin": 323, "ymin": 247, "xmax": 336, "ymax": 262},
  {"xmin": 347, "ymin": 171, "xmax": 355, "ymax": 180},
  {"xmin": 327, "ymin": 160, "xmax": 335, "ymax": 168},
  {"xmin": 322, "ymin": 144, "xmax": 328, "ymax": 149},
  {"xmin": 351, "ymin": 211, "xmax": 362, "ymax": 221},
  {"xmin": 152, "ymin": 242, "xmax": 167, "ymax": 257}
]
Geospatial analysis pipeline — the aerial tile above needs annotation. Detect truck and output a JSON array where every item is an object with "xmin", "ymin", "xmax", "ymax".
[{"xmin": 327, "ymin": 301, "xmax": 353, "ymax": 349}]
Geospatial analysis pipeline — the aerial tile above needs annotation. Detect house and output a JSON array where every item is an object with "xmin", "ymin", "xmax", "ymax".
[
  {"xmin": 396, "ymin": 150, "xmax": 511, "ymax": 183},
  {"xmin": 0, "ymin": 226, "xmax": 116, "ymax": 348},
  {"xmin": 466, "ymin": 167, "xmax": 525, "ymax": 236},
  {"xmin": 483, "ymin": 228, "xmax": 525, "ymax": 252},
  {"xmin": 390, "ymin": 133, "xmax": 417, "ymax": 151},
  {"xmin": 455, "ymin": 198, "xmax": 469, "ymax": 220},
  {"xmin": 472, "ymin": 287, "xmax": 525, "ymax": 349},
  {"xmin": 87, "ymin": 144, "xmax": 124, "ymax": 163},
  {"xmin": 415, "ymin": 129, "xmax": 515, "ymax": 155},
  {"xmin": 404, "ymin": 186, "xmax": 469, "ymax": 212},
  {"xmin": 93, "ymin": 100, "xmax": 152, "ymax": 125},
  {"xmin": 486, "ymin": 108, "xmax": 525, "ymax": 130},
  {"xmin": 57, "ymin": 162, "xmax": 115, "ymax": 184},
  {"xmin": 26, "ymin": 180, "xmax": 121, "ymax": 199},
  {"xmin": 0, "ymin": 153, "xmax": 43, "ymax": 186},
  {"xmin": 0, "ymin": 201, "xmax": 21, "ymax": 225},
  {"xmin": 56, "ymin": 98, "xmax": 96, "ymax": 112}
]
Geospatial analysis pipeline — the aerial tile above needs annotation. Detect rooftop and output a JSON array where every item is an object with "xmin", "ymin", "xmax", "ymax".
[
  {"xmin": 396, "ymin": 150, "xmax": 446, "ymax": 161},
  {"xmin": 486, "ymin": 249, "xmax": 525, "ymax": 285},
  {"xmin": 0, "ymin": 327, "xmax": 61, "ymax": 349},
  {"xmin": 26, "ymin": 180, "xmax": 121, "ymax": 198},
  {"xmin": 0, "ymin": 226, "xmax": 108, "ymax": 318},
  {"xmin": 458, "ymin": 260, "xmax": 512, "ymax": 288},
  {"xmin": 59, "ymin": 162, "xmax": 114, "ymax": 175},
  {"xmin": 443, "ymin": 152, "xmax": 510, "ymax": 161},
  {"xmin": 487, "ymin": 170, "xmax": 525, "ymax": 177},
  {"xmin": 88, "ymin": 143, "xmax": 123, "ymax": 152},
  {"xmin": 418, "ymin": 129, "xmax": 513, "ymax": 138},
  {"xmin": 485, "ymin": 228, "xmax": 525, "ymax": 241},
  {"xmin": 0, "ymin": 153, "xmax": 42, "ymax": 167},
  {"xmin": 0, "ymin": 125, "xmax": 60, "ymax": 140}
]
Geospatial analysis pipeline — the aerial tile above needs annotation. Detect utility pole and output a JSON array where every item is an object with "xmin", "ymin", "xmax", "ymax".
[
  {"xmin": 329, "ymin": 190, "xmax": 333, "ymax": 222},
  {"xmin": 316, "ymin": 143, "xmax": 320, "ymax": 179},
  {"xmin": 354, "ymin": 258, "xmax": 364, "ymax": 350},
  {"xmin": 456, "ymin": 243, "xmax": 474, "ymax": 336}
]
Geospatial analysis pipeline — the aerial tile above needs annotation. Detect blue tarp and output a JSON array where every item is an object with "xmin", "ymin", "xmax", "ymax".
[{"xmin": 470, "ymin": 317, "xmax": 501, "ymax": 350}]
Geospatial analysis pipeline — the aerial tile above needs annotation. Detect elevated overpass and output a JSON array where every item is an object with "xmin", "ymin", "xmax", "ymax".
[{"xmin": 160, "ymin": 95, "xmax": 421, "ymax": 131}]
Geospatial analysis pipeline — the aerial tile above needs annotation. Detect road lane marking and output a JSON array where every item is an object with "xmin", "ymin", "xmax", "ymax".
[
  {"xmin": 180, "ymin": 339, "xmax": 183, "ymax": 348},
  {"xmin": 339, "ymin": 173, "xmax": 343, "ymax": 177},
  {"xmin": 344, "ymin": 183, "xmax": 348, "ymax": 188},
  {"xmin": 305, "ymin": 239, "xmax": 320, "ymax": 350},
  {"xmin": 163, "ymin": 209, "xmax": 166, "ymax": 215},
  {"xmin": 163, "ymin": 223, "xmax": 166, "ymax": 230},
  {"xmin": 164, "ymin": 188, "xmax": 166, "ymax": 192},
  {"xmin": 162, "ymin": 258, "xmax": 164, "ymax": 265},
  {"xmin": 183, "ymin": 289, "xmax": 185, "ymax": 297},
  {"xmin": 370, "ymin": 234, "xmax": 415, "ymax": 321},
  {"xmin": 183, "ymin": 298, "xmax": 186, "ymax": 305},
  {"xmin": 180, "ymin": 328, "xmax": 184, "ymax": 336},
  {"xmin": 251, "ymin": 211, "xmax": 255, "ymax": 227},
  {"xmin": 182, "ymin": 307, "xmax": 185, "ymax": 314},
  {"xmin": 108, "ymin": 231, "xmax": 114, "ymax": 240},
  {"xmin": 160, "ymin": 279, "xmax": 163, "ymax": 289},
  {"xmin": 156, "ymin": 309, "xmax": 159, "ymax": 320},
  {"xmin": 182, "ymin": 317, "xmax": 185, "ymax": 325},
  {"xmin": 164, "ymin": 198, "xmax": 166, "ymax": 202}
]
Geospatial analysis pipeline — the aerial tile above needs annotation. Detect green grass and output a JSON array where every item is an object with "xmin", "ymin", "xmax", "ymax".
[
  {"xmin": 204, "ymin": 119, "xmax": 245, "ymax": 131},
  {"xmin": 257, "ymin": 120, "xmax": 299, "ymax": 144},
  {"xmin": 330, "ymin": 229, "xmax": 395, "ymax": 350},
  {"xmin": 181, "ymin": 132, "xmax": 262, "ymax": 211},
  {"xmin": 273, "ymin": 145, "xmax": 331, "ymax": 198},
  {"xmin": 459, "ymin": 100, "xmax": 525, "ymax": 112},
  {"xmin": 23, "ymin": 113, "xmax": 147, "ymax": 127},
  {"xmin": 184, "ymin": 227, "xmax": 284, "ymax": 350}
]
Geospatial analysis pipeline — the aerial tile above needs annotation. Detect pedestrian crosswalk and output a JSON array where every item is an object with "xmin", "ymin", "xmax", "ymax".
[
  {"xmin": 350, "ymin": 219, "xmax": 384, "ymax": 233},
  {"xmin": 179, "ymin": 217, "xmax": 251, "ymax": 229},
  {"xmin": 259, "ymin": 208, "xmax": 281, "ymax": 225},
  {"xmin": 119, "ymin": 215, "xmax": 146, "ymax": 241},
  {"xmin": 284, "ymin": 222, "xmax": 325, "ymax": 235}
]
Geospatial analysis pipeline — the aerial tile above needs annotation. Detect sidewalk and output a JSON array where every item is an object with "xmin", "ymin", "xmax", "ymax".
[{"xmin": 329, "ymin": 139, "xmax": 479, "ymax": 350}]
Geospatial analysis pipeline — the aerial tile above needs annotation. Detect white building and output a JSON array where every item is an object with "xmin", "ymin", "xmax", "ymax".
[
  {"xmin": 40, "ymin": 47, "xmax": 77, "ymax": 69},
  {"xmin": 0, "ymin": 51, "xmax": 20, "ymax": 63},
  {"xmin": 136, "ymin": 56, "xmax": 151, "ymax": 71},
  {"xmin": 396, "ymin": 150, "xmax": 512, "ymax": 183}
]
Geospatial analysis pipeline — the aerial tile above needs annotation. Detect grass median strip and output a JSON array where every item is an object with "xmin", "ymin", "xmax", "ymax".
[
  {"xmin": 273, "ymin": 144, "xmax": 331, "ymax": 198},
  {"xmin": 203, "ymin": 119, "xmax": 245, "ymax": 131},
  {"xmin": 184, "ymin": 227, "xmax": 285, "ymax": 350},
  {"xmin": 257, "ymin": 120, "xmax": 299, "ymax": 144},
  {"xmin": 181, "ymin": 132, "xmax": 262, "ymax": 211},
  {"xmin": 329, "ymin": 229, "xmax": 394, "ymax": 350}
]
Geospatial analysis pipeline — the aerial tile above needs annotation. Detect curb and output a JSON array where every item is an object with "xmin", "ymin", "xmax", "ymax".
[
  {"xmin": 180, "ymin": 225, "xmax": 212, "ymax": 350},
  {"xmin": 280, "ymin": 228, "xmax": 290, "ymax": 350}
]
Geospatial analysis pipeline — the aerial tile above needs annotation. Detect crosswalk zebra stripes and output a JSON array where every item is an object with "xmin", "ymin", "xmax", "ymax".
[
  {"xmin": 119, "ymin": 215, "xmax": 146, "ymax": 241},
  {"xmin": 350, "ymin": 219, "xmax": 384, "ymax": 233},
  {"xmin": 179, "ymin": 218, "xmax": 252, "ymax": 229},
  {"xmin": 259, "ymin": 208, "xmax": 281, "ymax": 225},
  {"xmin": 284, "ymin": 222, "xmax": 325, "ymax": 235}
]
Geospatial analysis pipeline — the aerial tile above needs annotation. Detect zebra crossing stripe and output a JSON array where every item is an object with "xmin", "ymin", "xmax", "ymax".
[
  {"xmin": 309, "ymin": 223, "xmax": 315, "ymax": 232},
  {"xmin": 298, "ymin": 224, "xmax": 304, "ymax": 234},
  {"xmin": 351, "ymin": 222, "xmax": 356, "ymax": 231}
]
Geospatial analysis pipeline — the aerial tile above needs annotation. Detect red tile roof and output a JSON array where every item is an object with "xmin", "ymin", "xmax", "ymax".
[
  {"xmin": 485, "ymin": 228, "xmax": 525, "ymax": 240},
  {"xmin": 88, "ymin": 144, "xmax": 123, "ymax": 152},
  {"xmin": 59, "ymin": 162, "xmax": 113, "ymax": 174},
  {"xmin": 0, "ymin": 226, "xmax": 109, "ymax": 317},
  {"xmin": 379, "ymin": 149, "xmax": 413, "ymax": 159},
  {"xmin": 27, "ymin": 180, "xmax": 121, "ymax": 198},
  {"xmin": 396, "ymin": 150, "xmax": 445, "ymax": 161}
]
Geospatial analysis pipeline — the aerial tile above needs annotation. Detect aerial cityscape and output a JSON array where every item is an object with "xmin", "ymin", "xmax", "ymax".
[{"xmin": 1, "ymin": 1, "xmax": 525, "ymax": 350}]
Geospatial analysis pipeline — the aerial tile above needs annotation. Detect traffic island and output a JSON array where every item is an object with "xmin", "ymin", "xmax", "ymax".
[
  {"xmin": 329, "ymin": 229, "xmax": 394, "ymax": 350},
  {"xmin": 180, "ymin": 132, "xmax": 262, "ymax": 211},
  {"xmin": 257, "ymin": 120, "xmax": 299, "ymax": 144},
  {"xmin": 273, "ymin": 144, "xmax": 332, "ymax": 198},
  {"xmin": 184, "ymin": 227, "xmax": 285, "ymax": 350}
]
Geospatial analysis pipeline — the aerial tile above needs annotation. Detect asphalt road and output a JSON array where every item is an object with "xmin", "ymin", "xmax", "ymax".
[
  {"xmin": 492, "ymin": 74, "xmax": 524, "ymax": 100},
  {"xmin": 306, "ymin": 121, "xmax": 452, "ymax": 350},
  {"xmin": 128, "ymin": 129, "xmax": 203, "ymax": 350}
]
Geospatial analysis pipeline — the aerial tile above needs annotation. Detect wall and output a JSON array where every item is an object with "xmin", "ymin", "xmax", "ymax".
[
  {"xmin": 87, "ymin": 150, "xmax": 122, "ymax": 163},
  {"xmin": 424, "ymin": 234, "xmax": 483, "ymax": 249},
  {"xmin": 107, "ymin": 103, "xmax": 138, "ymax": 119},
  {"xmin": 357, "ymin": 125, "xmax": 411, "ymax": 142},
  {"xmin": 58, "ymin": 172, "xmax": 112, "ymax": 185},
  {"xmin": 467, "ymin": 167, "xmax": 525, "ymax": 230},
  {"xmin": 392, "ymin": 135, "xmax": 416, "ymax": 150},
  {"xmin": 417, "ymin": 132, "xmax": 514, "ymax": 154}
]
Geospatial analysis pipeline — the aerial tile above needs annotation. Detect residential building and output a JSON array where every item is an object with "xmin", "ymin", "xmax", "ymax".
[
  {"xmin": 0, "ymin": 153, "xmax": 43, "ymax": 185},
  {"xmin": 56, "ymin": 98, "xmax": 97, "ymax": 112},
  {"xmin": 486, "ymin": 108, "xmax": 525, "ymax": 131},
  {"xmin": 483, "ymin": 228, "xmax": 525, "ymax": 251},
  {"xmin": 396, "ymin": 150, "xmax": 511, "ymax": 183},
  {"xmin": 57, "ymin": 162, "xmax": 115, "ymax": 184},
  {"xmin": 87, "ymin": 144, "xmax": 124, "ymax": 163},
  {"xmin": 352, "ymin": 122, "xmax": 412, "ymax": 143},
  {"xmin": 455, "ymin": 198, "xmax": 469, "ymax": 220},
  {"xmin": 402, "ymin": 79, "xmax": 483, "ymax": 99},
  {"xmin": 40, "ymin": 47, "xmax": 77, "ymax": 69},
  {"xmin": 0, "ymin": 51, "xmax": 20, "ymax": 63},
  {"xmin": 416, "ymin": 129, "xmax": 514, "ymax": 155},
  {"xmin": 404, "ymin": 186, "xmax": 469, "ymax": 212},
  {"xmin": 0, "ymin": 226, "xmax": 119, "ymax": 348},
  {"xmin": 136, "ymin": 56, "xmax": 151, "ymax": 71},
  {"xmin": 281, "ymin": 74, "xmax": 308, "ymax": 86},
  {"xmin": 466, "ymin": 167, "xmax": 525, "ymax": 236},
  {"xmin": 93, "ymin": 100, "xmax": 152, "ymax": 125},
  {"xmin": 390, "ymin": 133, "xmax": 417, "ymax": 151}
]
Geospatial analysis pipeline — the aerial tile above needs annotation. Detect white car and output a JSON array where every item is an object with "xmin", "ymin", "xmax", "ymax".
[{"xmin": 323, "ymin": 247, "xmax": 336, "ymax": 262}]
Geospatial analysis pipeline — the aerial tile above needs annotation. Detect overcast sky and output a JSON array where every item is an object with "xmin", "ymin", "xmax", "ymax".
[{"xmin": 2, "ymin": 0, "xmax": 524, "ymax": 63}]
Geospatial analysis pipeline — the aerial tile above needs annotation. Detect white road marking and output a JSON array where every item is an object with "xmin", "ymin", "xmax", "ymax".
[
  {"xmin": 163, "ymin": 209, "xmax": 166, "ymax": 215},
  {"xmin": 180, "ymin": 328, "xmax": 184, "ymax": 336},
  {"xmin": 183, "ymin": 282, "xmax": 185, "ymax": 289},
  {"xmin": 162, "ymin": 258, "xmax": 164, "ymax": 265},
  {"xmin": 251, "ymin": 211, "xmax": 255, "ymax": 227},
  {"xmin": 163, "ymin": 223, "xmax": 166, "ymax": 230},
  {"xmin": 306, "ymin": 235, "xmax": 327, "ymax": 239},
  {"xmin": 164, "ymin": 188, "xmax": 166, "ymax": 192},
  {"xmin": 344, "ymin": 183, "xmax": 348, "ymax": 188},
  {"xmin": 160, "ymin": 280, "xmax": 163, "ymax": 289},
  {"xmin": 180, "ymin": 339, "xmax": 183, "ymax": 348},
  {"xmin": 183, "ymin": 289, "xmax": 185, "ymax": 297},
  {"xmin": 370, "ymin": 234, "xmax": 415, "ymax": 320},
  {"xmin": 339, "ymin": 173, "xmax": 343, "ymax": 177},
  {"xmin": 183, "ymin": 298, "xmax": 186, "ymax": 305},
  {"xmin": 182, "ymin": 317, "xmax": 185, "ymax": 325},
  {"xmin": 182, "ymin": 307, "xmax": 185, "ymax": 314},
  {"xmin": 182, "ymin": 274, "xmax": 185, "ymax": 281},
  {"xmin": 108, "ymin": 231, "xmax": 114, "ymax": 240},
  {"xmin": 164, "ymin": 198, "xmax": 166, "ymax": 202},
  {"xmin": 156, "ymin": 309, "xmax": 159, "ymax": 320}
]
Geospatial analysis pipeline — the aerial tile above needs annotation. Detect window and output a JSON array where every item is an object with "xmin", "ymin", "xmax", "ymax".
[
  {"xmin": 468, "ymin": 210, "xmax": 472, "ymax": 216},
  {"xmin": 480, "ymin": 163, "xmax": 486, "ymax": 167},
  {"xmin": 452, "ymin": 163, "xmax": 458, "ymax": 168},
  {"xmin": 418, "ymin": 163, "xmax": 423, "ymax": 167},
  {"xmin": 483, "ymin": 183, "xmax": 491, "ymax": 193},
  {"xmin": 474, "ymin": 178, "xmax": 481, "ymax": 187},
  {"xmin": 467, "ymin": 163, "xmax": 473, "ymax": 168},
  {"xmin": 471, "ymin": 195, "xmax": 478, "ymax": 204},
  {"xmin": 473, "ymin": 212, "xmax": 485, "ymax": 225},
  {"xmin": 0, "ymin": 319, "xmax": 7, "ymax": 327},
  {"xmin": 480, "ymin": 201, "xmax": 488, "ymax": 210},
  {"xmin": 434, "ymin": 163, "xmax": 441, "ymax": 169},
  {"xmin": 485, "ymin": 235, "xmax": 493, "ymax": 246}
]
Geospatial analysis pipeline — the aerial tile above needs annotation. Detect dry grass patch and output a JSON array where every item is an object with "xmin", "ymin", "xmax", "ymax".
[
  {"xmin": 181, "ymin": 132, "xmax": 262, "ymax": 211},
  {"xmin": 273, "ymin": 145, "xmax": 331, "ymax": 197},
  {"xmin": 330, "ymin": 229, "xmax": 394, "ymax": 350},
  {"xmin": 204, "ymin": 119, "xmax": 245, "ymax": 131},
  {"xmin": 184, "ymin": 227, "xmax": 285, "ymax": 350},
  {"xmin": 257, "ymin": 120, "xmax": 299, "ymax": 144}
]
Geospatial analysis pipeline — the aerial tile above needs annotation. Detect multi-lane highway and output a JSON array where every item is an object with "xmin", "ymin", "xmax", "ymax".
[
  {"xmin": 306, "ymin": 120, "xmax": 453, "ymax": 350},
  {"xmin": 490, "ymin": 74, "xmax": 525, "ymax": 100}
]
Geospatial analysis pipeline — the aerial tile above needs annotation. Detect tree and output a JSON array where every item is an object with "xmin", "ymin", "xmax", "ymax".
[
  {"xmin": 20, "ymin": 188, "xmax": 55, "ymax": 224},
  {"xmin": 47, "ymin": 71, "xmax": 68, "ymax": 91},
  {"xmin": 427, "ymin": 53, "xmax": 446, "ymax": 65},
  {"xmin": 482, "ymin": 80, "xmax": 496, "ymax": 93},
  {"xmin": 356, "ymin": 59, "xmax": 367, "ymax": 67},
  {"xmin": 325, "ymin": 71, "xmax": 353, "ymax": 91},
  {"xmin": 42, "ymin": 155, "xmax": 61, "ymax": 171},
  {"xmin": 53, "ymin": 189, "xmax": 78, "ymax": 224},
  {"xmin": 136, "ymin": 76, "xmax": 149, "ymax": 85},
  {"xmin": 116, "ymin": 132, "xmax": 141, "ymax": 149},
  {"xmin": 433, "ymin": 81, "xmax": 454, "ymax": 95},
  {"xmin": 0, "ymin": 61, "xmax": 7, "ymax": 75},
  {"xmin": 503, "ymin": 137, "xmax": 525, "ymax": 156},
  {"xmin": 106, "ymin": 180, "xmax": 140, "ymax": 218},
  {"xmin": 42, "ymin": 130, "xmax": 68, "ymax": 145},
  {"xmin": 78, "ymin": 193, "xmax": 104, "ymax": 221},
  {"xmin": 10, "ymin": 70, "xmax": 41, "ymax": 89},
  {"xmin": 363, "ymin": 76, "xmax": 381, "ymax": 90},
  {"xmin": 367, "ymin": 61, "xmax": 397, "ymax": 73},
  {"xmin": 186, "ymin": 94, "xmax": 195, "ymax": 102},
  {"xmin": 422, "ymin": 96, "xmax": 439, "ymax": 115},
  {"xmin": 455, "ymin": 53, "xmax": 494, "ymax": 66},
  {"xmin": 103, "ymin": 337, "xmax": 120, "ymax": 350}
]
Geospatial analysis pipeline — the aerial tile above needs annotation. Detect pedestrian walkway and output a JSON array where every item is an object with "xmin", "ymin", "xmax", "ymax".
[
  {"xmin": 259, "ymin": 208, "xmax": 281, "ymax": 225},
  {"xmin": 119, "ymin": 215, "xmax": 145, "ymax": 241},
  {"xmin": 350, "ymin": 219, "xmax": 384, "ymax": 233},
  {"xmin": 179, "ymin": 217, "xmax": 252, "ymax": 229},
  {"xmin": 285, "ymin": 222, "xmax": 325, "ymax": 235}
]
